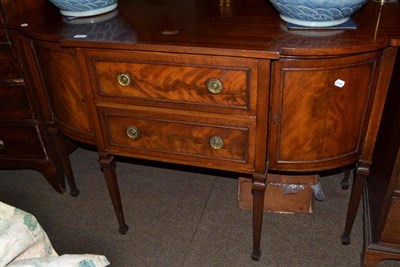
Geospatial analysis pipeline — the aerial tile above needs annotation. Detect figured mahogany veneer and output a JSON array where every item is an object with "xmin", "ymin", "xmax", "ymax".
[
  {"xmin": 269, "ymin": 52, "xmax": 380, "ymax": 171},
  {"xmin": 3, "ymin": 0, "xmax": 400, "ymax": 263},
  {"xmin": 91, "ymin": 53, "xmax": 251, "ymax": 111},
  {"xmin": 99, "ymin": 107, "xmax": 254, "ymax": 169}
]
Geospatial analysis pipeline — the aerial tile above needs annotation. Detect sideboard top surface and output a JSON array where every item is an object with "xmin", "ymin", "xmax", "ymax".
[{"xmin": 3, "ymin": 0, "xmax": 400, "ymax": 57}]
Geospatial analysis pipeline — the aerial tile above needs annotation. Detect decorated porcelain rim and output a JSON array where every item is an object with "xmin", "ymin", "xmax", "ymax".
[
  {"xmin": 60, "ymin": 3, "xmax": 118, "ymax": 18},
  {"xmin": 280, "ymin": 15, "xmax": 350, "ymax": 27}
]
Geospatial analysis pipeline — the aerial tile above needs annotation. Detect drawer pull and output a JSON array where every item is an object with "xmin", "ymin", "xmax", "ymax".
[
  {"xmin": 126, "ymin": 126, "xmax": 140, "ymax": 139},
  {"xmin": 207, "ymin": 79, "xmax": 223, "ymax": 94},
  {"xmin": 209, "ymin": 136, "xmax": 224, "ymax": 150},
  {"xmin": 0, "ymin": 140, "xmax": 4, "ymax": 150},
  {"xmin": 118, "ymin": 73, "xmax": 132, "ymax": 86}
]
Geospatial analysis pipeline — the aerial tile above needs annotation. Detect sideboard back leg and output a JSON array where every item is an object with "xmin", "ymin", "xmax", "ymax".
[
  {"xmin": 99, "ymin": 154, "xmax": 129, "ymax": 234},
  {"xmin": 251, "ymin": 172, "xmax": 267, "ymax": 261},
  {"xmin": 341, "ymin": 168, "xmax": 352, "ymax": 190},
  {"xmin": 341, "ymin": 160, "xmax": 369, "ymax": 245},
  {"xmin": 53, "ymin": 128, "xmax": 80, "ymax": 197}
]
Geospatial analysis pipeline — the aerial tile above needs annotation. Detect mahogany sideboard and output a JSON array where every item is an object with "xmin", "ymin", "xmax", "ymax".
[
  {"xmin": 3, "ymin": 0, "xmax": 400, "ymax": 261},
  {"xmin": 0, "ymin": 0, "xmax": 78, "ymax": 195}
]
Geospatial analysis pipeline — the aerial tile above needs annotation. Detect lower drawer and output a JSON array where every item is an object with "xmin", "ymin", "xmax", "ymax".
[
  {"xmin": 380, "ymin": 197, "xmax": 400, "ymax": 244},
  {"xmin": 0, "ymin": 125, "xmax": 46, "ymax": 160},
  {"xmin": 99, "ymin": 108, "xmax": 255, "ymax": 170},
  {"xmin": 0, "ymin": 45, "xmax": 21, "ymax": 79},
  {"xmin": 0, "ymin": 85, "xmax": 32, "ymax": 120}
]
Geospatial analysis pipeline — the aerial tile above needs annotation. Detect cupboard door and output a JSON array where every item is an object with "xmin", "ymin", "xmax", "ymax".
[
  {"xmin": 269, "ymin": 52, "xmax": 380, "ymax": 171},
  {"xmin": 32, "ymin": 42, "xmax": 94, "ymax": 142}
]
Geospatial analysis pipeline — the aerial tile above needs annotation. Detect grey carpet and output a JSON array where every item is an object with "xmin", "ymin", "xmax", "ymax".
[{"xmin": 1, "ymin": 147, "xmax": 399, "ymax": 267}]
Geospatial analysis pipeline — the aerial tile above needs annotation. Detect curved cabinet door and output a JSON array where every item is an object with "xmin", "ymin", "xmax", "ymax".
[
  {"xmin": 269, "ymin": 52, "xmax": 381, "ymax": 171},
  {"xmin": 32, "ymin": 41, "xmax": 95, "ymax": 144}
]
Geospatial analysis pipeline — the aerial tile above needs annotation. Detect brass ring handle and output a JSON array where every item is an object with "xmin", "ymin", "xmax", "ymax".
[
  {"xmin": 0, "ymin": 140, "xmax": 4, "ymax": 150},
  {"xmin": 209, "ymin": 136, "xmax": 224, "ymax": 150},
  {"xmin": 126, "ymin": 126, "xmax": 140, "ymax": 139},
  {"xmin": 206, "ymin": 79, "xmax": 223, "ymax": 94},
  {"xmin": 118, "ymin": 73, "xmax": 132, "ymax": 86}
]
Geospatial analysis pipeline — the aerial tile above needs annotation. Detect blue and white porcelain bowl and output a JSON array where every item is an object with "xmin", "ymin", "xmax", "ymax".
[
  {"xmin": 269, "ymin": 0, "xmax": 367, "ymax": 27},
  {"xmin": 48, "ymin": 0, "xmax": 118, "ymax": 18}
]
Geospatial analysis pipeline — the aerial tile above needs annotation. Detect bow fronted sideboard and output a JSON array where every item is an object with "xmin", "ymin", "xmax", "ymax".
[{"xmin": 2, "ymin": 0, "xmax": 400, "ymax": 262}]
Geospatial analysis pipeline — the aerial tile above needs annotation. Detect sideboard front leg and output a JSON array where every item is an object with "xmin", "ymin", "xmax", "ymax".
[
  {"xmin": 251, "ymin": 171, "xmax": 267, "ymax": 261},
  {"xmin": 341, "ymin": 160, "xmax": 369, "ymax": 245},
  {"xmin": 99, "ymin": 154, "xmax": 129, "ymax": 234}
]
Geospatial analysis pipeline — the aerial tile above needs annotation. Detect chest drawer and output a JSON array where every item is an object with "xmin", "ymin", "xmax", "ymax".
[
  {"xmin": 0, "ymin": 45, "xmax": 21, "ymax": 79},
  {"xmin": 0, "ymin": 126, "xmax": 46, "ymax": 159},
  {"xmin": 0, "ymin": 84, "xmax": 32, "ymax": 120},
  {"xmin": 98, "ymin": 107, "xmax": 256, "ymax": 171},
  {"xmin": 87, "ymin": 50, "xmax": 259, "ymax": 115}
]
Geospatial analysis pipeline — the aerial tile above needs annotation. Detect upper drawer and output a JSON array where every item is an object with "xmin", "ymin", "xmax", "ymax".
[
  {"xmin": 98, "ymin": 107, "xmax": 256, "ymax": 172},
  {"xmin": 86, "ymin": 50, "xmax": 260, "ymax": 115},
  {"xmin": 0, "ymin": 45, "xmax": 21, "ymax": 79},
  {"xmin": 0, "ymin": 84, "xmax": 32, "ymax": 120}
]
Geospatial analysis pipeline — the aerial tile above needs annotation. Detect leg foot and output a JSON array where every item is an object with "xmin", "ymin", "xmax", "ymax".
[
  {"xmin": 70, "ymin": 187, "xmax": 80, "ymax": 197},
  {"xmin": 251, "ymin": 250, "xmax": 261, "ymax": 261},
  {"xmin": 119, "ymin": 224, "xmax": 129, "ymax": 235},
  {"xmin": 341, "ymin": 233, "xmax": 351, "ymax": 245},
  {"xmin": 341, "ymin": 169, "xmax": 352, "ymax": 190}
]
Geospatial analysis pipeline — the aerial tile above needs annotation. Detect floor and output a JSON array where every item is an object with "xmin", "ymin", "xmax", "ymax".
[{"xmin": 1, "ymin": 147, "xmax": 399, "ymax": 266}]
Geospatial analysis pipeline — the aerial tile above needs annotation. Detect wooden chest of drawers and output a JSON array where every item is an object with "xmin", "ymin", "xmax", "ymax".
[{"xmin": 362, "ymin": 52, "xmax": 400, "ymax": 266}]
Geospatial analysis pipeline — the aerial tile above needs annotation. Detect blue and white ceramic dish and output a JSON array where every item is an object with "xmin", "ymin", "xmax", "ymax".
[
  {"xmin": 48, "ymin": 0, "xmax": 118, "ymax": 18},
  {"xmin": 269, "ymin": 0, "xmax": 367, "ymax": 27}
]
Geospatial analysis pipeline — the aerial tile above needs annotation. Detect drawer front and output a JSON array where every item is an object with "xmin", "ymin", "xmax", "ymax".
[
  {"xmin": 269, "ymin": 52, "xmax": 380, "ymax": 171},
  {"xmin": 0, "ymin": 28, "xmax": 7, "ymax": 43},
  {"xmin": 0, "ymin": 126, "xmax": 46, "ymax": 159},
  {"xmin": 0, "ymin": 84, "xmax": 32, "ymax": 120},
  {"xmin": 99, "ymin": 108, "xmax": 255, "ymax": 171},
  {"xmin": 0, "ymin": 45, "xmax": 20, "ymax": 79},
  {"xmin": 380, "ymin": 197, "xmax": 400, "ymax": 244},
  {"xmin": 87, "ymin": 50, "xmax": 258, "ymax": 115}
]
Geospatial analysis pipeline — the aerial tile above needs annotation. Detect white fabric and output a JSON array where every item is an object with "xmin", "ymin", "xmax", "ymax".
[{"xmin": 0, "ymin": 201, "xmax": 109, "ymax": 267}]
